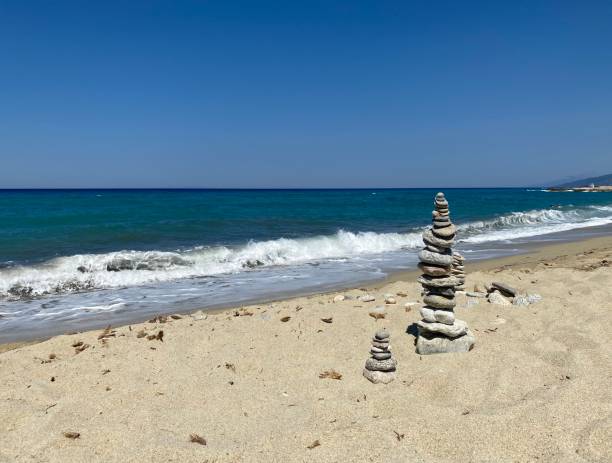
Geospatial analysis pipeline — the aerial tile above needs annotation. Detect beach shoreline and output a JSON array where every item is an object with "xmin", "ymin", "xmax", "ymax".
[
  {"xmin": 1, "ymin": 232, "xmax": 611, "ymax": 461},
  {"xmin": 3, "ymin": 230, "xmax": 612, "ymax": 346}
]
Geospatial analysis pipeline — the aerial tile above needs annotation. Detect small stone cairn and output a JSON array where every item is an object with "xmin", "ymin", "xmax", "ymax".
[
  {"xmin": 415, "ymin": 193, "xmax": 475, "ymax": 354},
  {"xmin": 363, "ymin": 329, "xmax": 396, "ymax": 384},
  {"xmin": 451, "ymin": 252, "xmax": 466, "ymax": 291}
]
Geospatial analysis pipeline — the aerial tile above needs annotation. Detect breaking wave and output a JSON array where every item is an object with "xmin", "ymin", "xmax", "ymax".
[
  {"xmin": 0, "ymin": 230, "xmax": 424, "ymax": 299},
  {"xmin": 1, "ymin": 204, "xmax": 611, "ymax": 300}
]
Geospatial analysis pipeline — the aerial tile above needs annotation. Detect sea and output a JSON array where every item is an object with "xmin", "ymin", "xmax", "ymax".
[{"xmin": 1, "ymin": 188, "xmax": 611, "ymax": 342}]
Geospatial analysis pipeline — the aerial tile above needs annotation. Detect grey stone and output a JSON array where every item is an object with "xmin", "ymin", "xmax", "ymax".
[
  {"xmin": 370, "ymin": 346, "xmax": 386, "ymax": 353},
  {"xmin": 433, "ymin": 309, "xmax": 455, "ymax": 324},
  {"xmin": 417, "ymin": 319, "xmax": 468, "ymax": 338},
  {"xmin": 372, "ymin": 340, "xmax": 389, "ymax": 349},
  {"xmin": 426, "ymin": 287, "xmax": 455, "ymax": 297},
  {"xmin": 420, "ymin": 307, "xmax": 436, "ymax": 322},
  {"xmin": 422, "ymin": 229, "xmax": 454, "ymax": 249},
  {"xmin": 421, "ymin": 306, "xmax": 455, "ymax": 324},
  {"xmin": 425, "ymin": 243, "xmax": 446, "ymax": 253},
  {"xmin": 418, "ymin": 249, "xmax": 453, "ymax": 267},
  {"xmin": 432, "ymin": 224, "xmax": 457, "ymax": 238},
  {"xmin": 418, "ymin": 275, "xmax": 460, "ymax": 288},
  {"xmin": 363, "ymin": 369, "xmax": 396, "ymax": 384},
  {"xmin": 488, "ymin": 291, "xmax": 511, "ymax": 306},
  {"xmin": 491, "ymin": 282, "xmax": 519, "ymax": 297},
  {"xmin": 416, "ymin": 330, "xmax": 475, "ymax": 355},
  {"xmin": 359, "ymin": 294, "xmax": 375, "ymax": 302},
  {"xmin": 372, "ymin": 352, "xmax": 392, "ymax": 360},
  {"xmin": 466, "ymin": 291, "xmax": 487, "ymax": 298},
  {"xmin": 374, "ymin": 329, "xmax": 390, "ymax": 340},
  {"xmin": 418, "ymin": 263, "xmax": 452, "ymax": 277},
  {"xmin": 423, "ymin": 294, "xmax": 456, "ymax": 309},
  {"xmin": 365, "ymin": 357, "xmax": 397, "ymax": 372}
]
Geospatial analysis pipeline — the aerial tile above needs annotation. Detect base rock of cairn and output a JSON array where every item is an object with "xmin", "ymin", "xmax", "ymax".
[
  {"xmin": 363, "ymin": 329, "xmax": 396, "ymax": 384},
  {"xmin": 451, "ymin": 252, "xmax": 466, "ymax": 291},
  {"xmin": 415, "ymin": 193, "xmax": 475, "ymax": 355}
]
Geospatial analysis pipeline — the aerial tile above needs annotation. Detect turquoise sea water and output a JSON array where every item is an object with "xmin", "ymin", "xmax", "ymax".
[{"xmin": 1, "ymin": 188, "xmax": 611, "ymax": 341}]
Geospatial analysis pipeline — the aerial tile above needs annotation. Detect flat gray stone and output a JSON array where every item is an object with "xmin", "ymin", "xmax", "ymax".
[
  {"xmin": 418, "ymin": 275, "xmax": 460, "ymax": 288},
  {"xmin": 418, "ymin": 249, "xmax": 453, "ymax": 267},
  {"xmin": 359, "ymin": 294, "xmax": 375, "ymax": 302},
  {"xmin": 417, "ymin": 319, "xmax": 468, "ymax": 338},
  {"xmin": 422, "ymin": 229, "xmax": 454, "ymax": 249},
  {"xmin": 420, "ymin": 306, "xmax": 455, "ymax": 324},
  {"xmin": 371, "ymin": 340, "xmax": 389, "ymax": 349},
  {"xmin": 425, "ymin": 243, "xmax": 446, "ymax": 253},
  {"xmin": 432, "ymin": 309, "xmax": 455, "ymax": 324},
  {"xmin": 420, "ymin": 306, "xmax": 436, "ymax": 322},
  {"xmin": 466, "ymin": 291, "xmax": 487, "ymax": 298},
  {"xmin": 492, "ymin": 282, "xmax": 519, "ymax": 297},
  {"xmin": 370, "ymin": 346, "xmax": 386, "ymax": 353},
  {"xmin": 418, "ymin": 263, "xmax": 451, "ymax": 277},
  {"xmin": 374, "ymin": 329, "xmax": 389, "ymax": 340},
  {"xmin": 423, "ymin": 294, "xmax": 456, "ymax": 309},
  {"xmin": 365, "ymin": 357, "xmax": 397, "ymax": 372},
  {"xmin": 432, "ymin": 224, "xmax": 457, "ymax": 238},
  {"xmin": 372, "ymin": 352, "xmax": 392, "ymax": 360},
  {"xmin": 363, "ymin": 369, "xmax": 396, "ymax": 384},
  {"xmin": 416, "ymin": 330, "xmax": 475, "ymax": 355},
  {"xmin": 426, "ymin": 287, "xmax": 455, "ymax": 297}
]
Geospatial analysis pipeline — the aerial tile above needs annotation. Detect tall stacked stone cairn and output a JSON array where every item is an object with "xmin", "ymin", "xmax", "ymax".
[
  {"xmin": 363, "ymin": 329, "xmax": 396, "ymax": 384},
  {"xmin": 451, "ymin": 252, "xmax": 466, "ymax": 291},
  {"xmin": 415, "ymin": 193, "xmax": 475, "ymax": 354}
]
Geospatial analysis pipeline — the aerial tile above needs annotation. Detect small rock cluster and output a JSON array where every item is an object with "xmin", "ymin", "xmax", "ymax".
[
  {"xmin": 363, "ymin": 329, "xmax": 396, "ymax": 384},
  {"xmin": 467, "ymin": 281, "xmax": 541, "ymax": 306},
  {"xmin": 415, "ymin": 192, "xmax": 475, "ymax": 355},
  {"xmin": 451, "ymin": 252, "xmax": 466, "ymax": 290}
]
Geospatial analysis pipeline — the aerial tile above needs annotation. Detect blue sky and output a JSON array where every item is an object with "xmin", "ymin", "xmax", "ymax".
[{"xmin": 1, "ymin": 1, "xmax": 611, "ymax": 188}]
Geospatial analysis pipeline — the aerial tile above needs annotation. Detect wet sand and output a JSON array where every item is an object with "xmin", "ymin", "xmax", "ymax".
[{"xmin": 0, "ymin": 236, "xmax": 611, "ymax": 462}]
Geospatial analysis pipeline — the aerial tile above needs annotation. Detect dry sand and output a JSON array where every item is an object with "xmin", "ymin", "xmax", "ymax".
[{"xmin": 1, "ymin": 237, "xmax": 611, "ymax": 462}]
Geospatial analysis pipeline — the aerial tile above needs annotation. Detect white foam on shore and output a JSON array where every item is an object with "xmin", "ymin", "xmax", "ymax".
[
  {"xmin": 1, "ymin": 204, "xmax": 611, "ymax": 301},
  {"xmin": 0, "ymin": 230, "xmax": 424, "ymax": 299}
]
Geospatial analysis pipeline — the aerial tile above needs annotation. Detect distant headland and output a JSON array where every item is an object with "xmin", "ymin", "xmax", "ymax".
[{"xmin": 545, "ymin": 173, "xmax": 612, "ymax": 192}]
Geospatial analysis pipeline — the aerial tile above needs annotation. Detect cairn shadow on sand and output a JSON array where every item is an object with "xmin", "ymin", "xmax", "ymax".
[{"xmin": 406, "ymin": 323, "xmax": 419, "ymax": 340}]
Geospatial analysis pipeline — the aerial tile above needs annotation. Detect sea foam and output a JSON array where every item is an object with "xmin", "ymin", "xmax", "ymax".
[{"xmin": 1, "ymin": 204, "xmax": 611, "ymax": 301}]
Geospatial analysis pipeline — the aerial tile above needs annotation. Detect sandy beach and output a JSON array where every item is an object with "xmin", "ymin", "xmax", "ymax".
[{"xmin": 1, "ymin": 236, "xmax": 611, "ymax": 463}]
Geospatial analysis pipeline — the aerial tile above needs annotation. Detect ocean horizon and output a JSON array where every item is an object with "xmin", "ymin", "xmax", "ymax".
[{"xmin": 1, "ymin": 187, "xmax": 611, "ymax": 342}]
